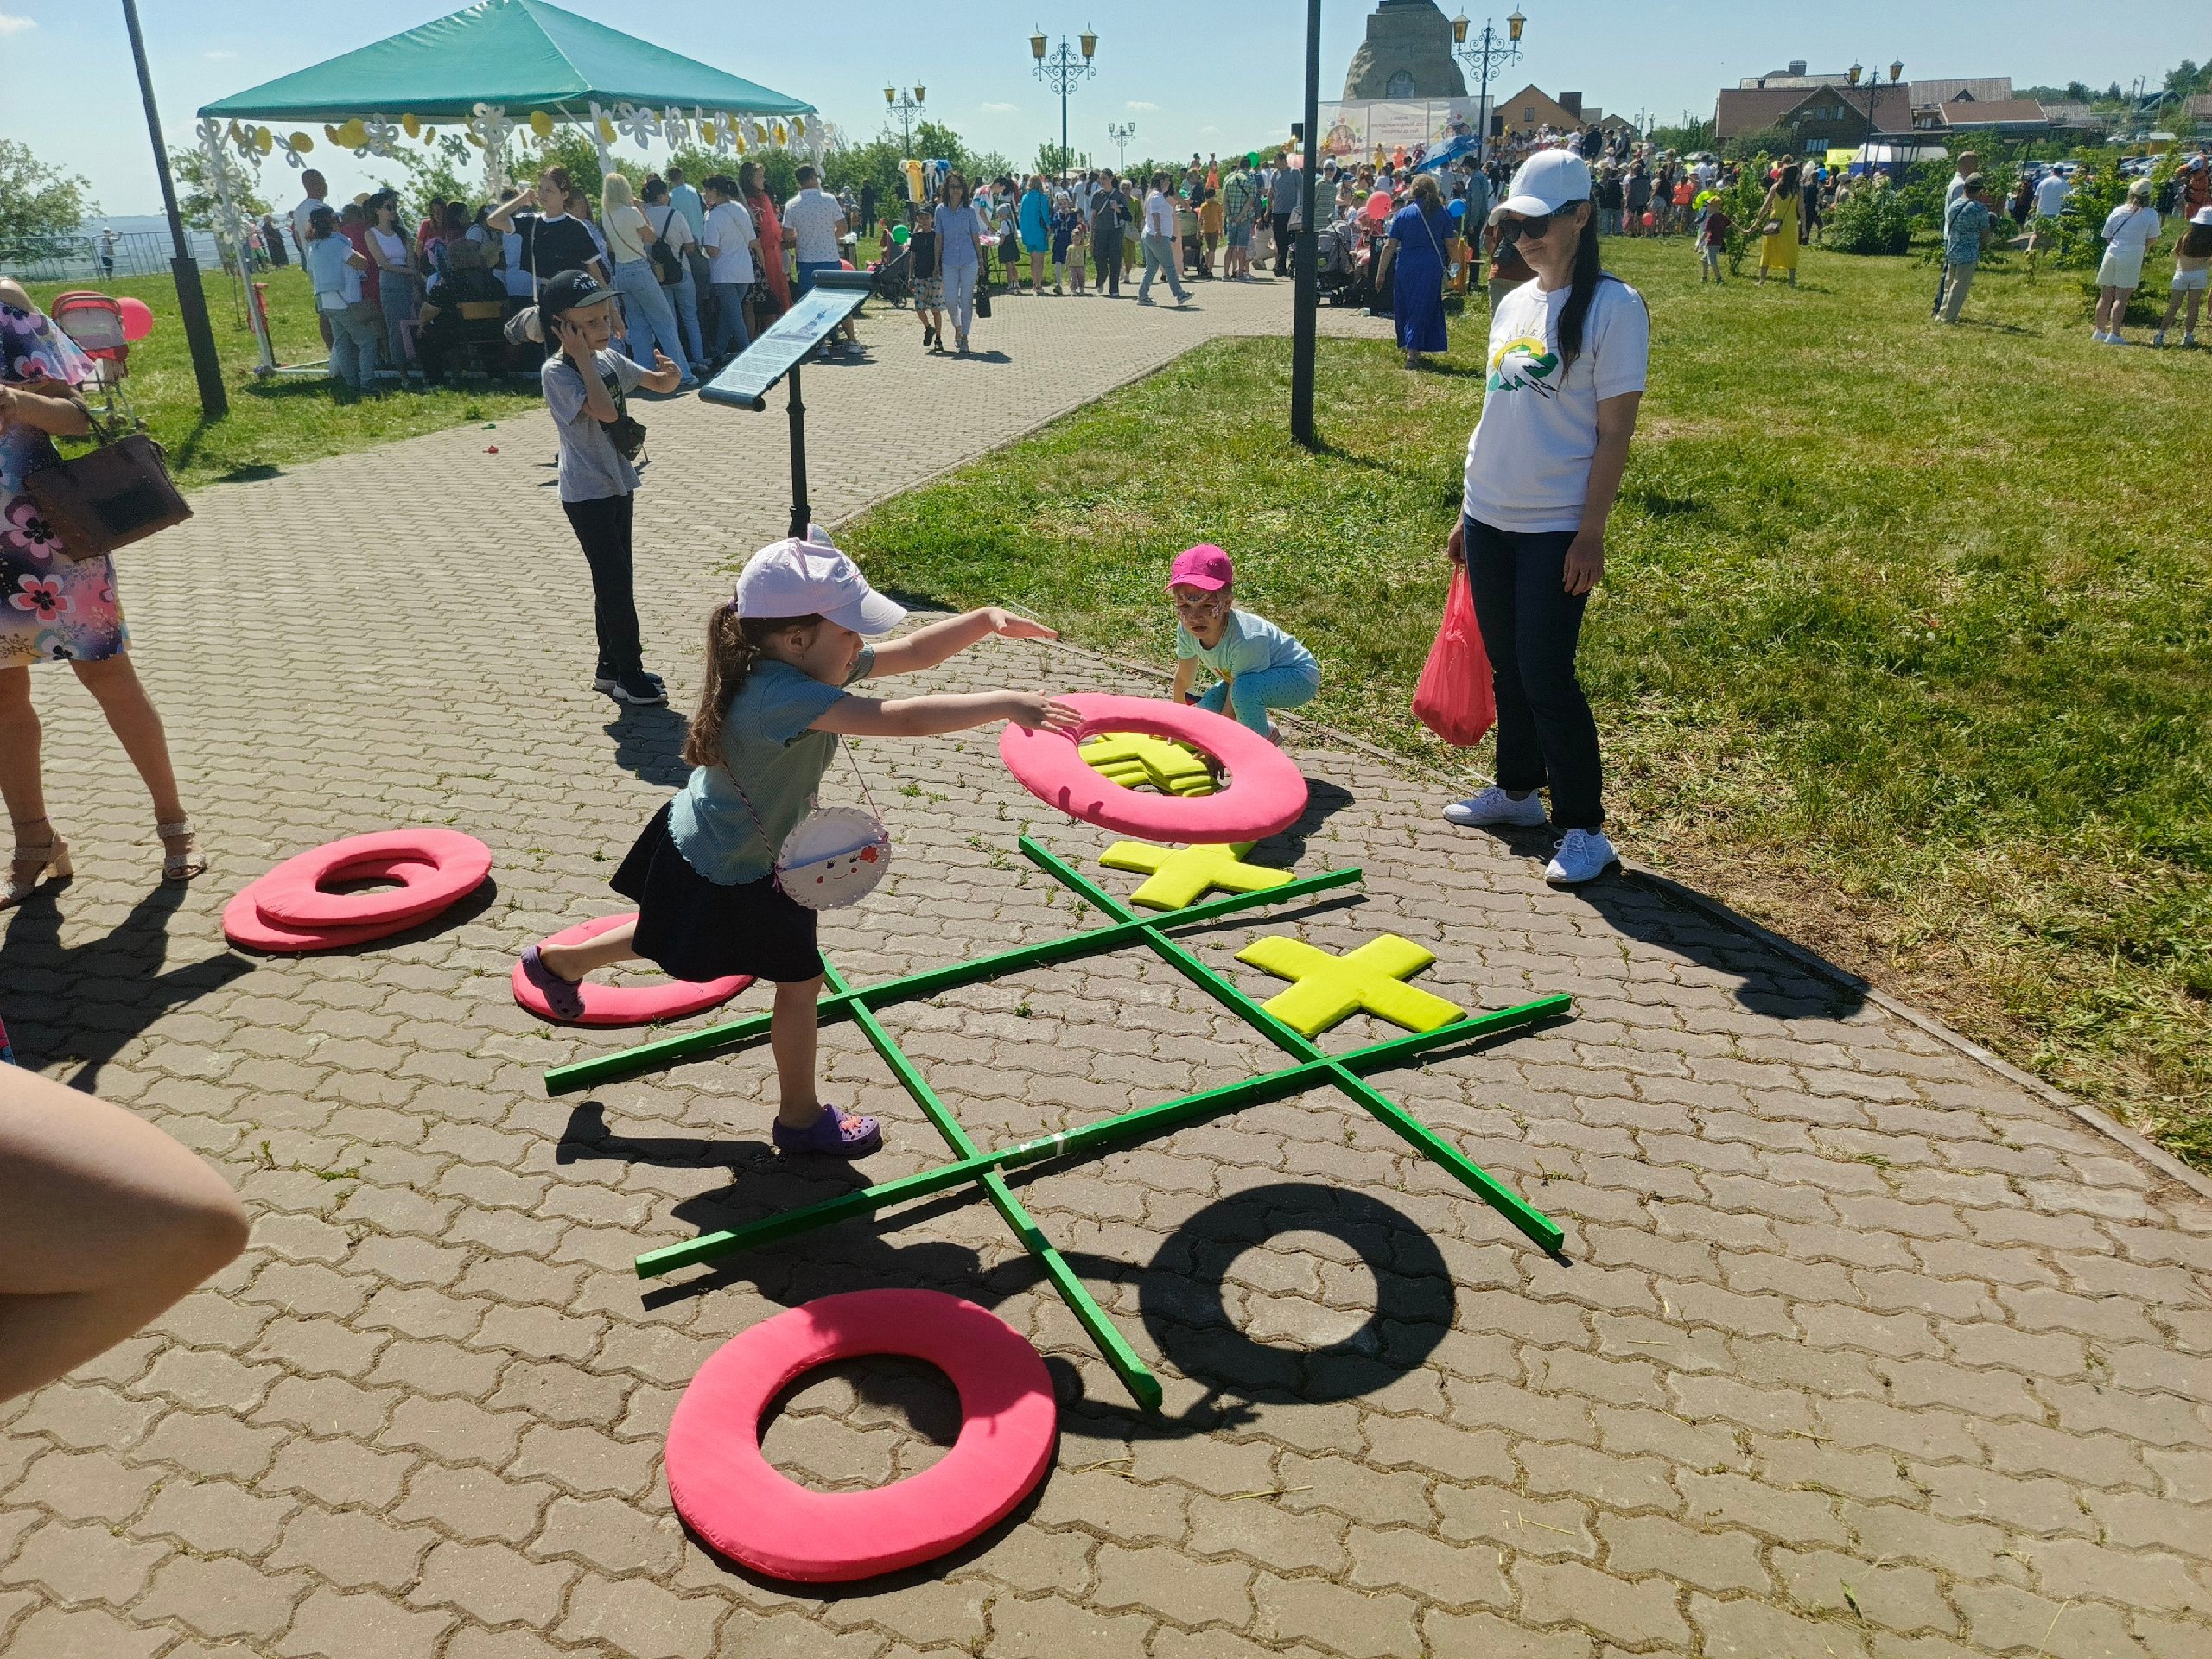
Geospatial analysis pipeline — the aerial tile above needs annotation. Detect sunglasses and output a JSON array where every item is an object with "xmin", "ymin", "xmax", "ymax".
[{"xmin": 1502, "ymin": 212, "xmax": 1557, "ymax": 242}]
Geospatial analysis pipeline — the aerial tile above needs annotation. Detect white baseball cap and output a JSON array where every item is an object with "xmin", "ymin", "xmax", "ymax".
[
  {"xmin": 1501, "ymin": 149, "xmax": 1592, "ymax": 218},
  {"xmin": 733, "ymin": 526, "xmax": 906, "ymax": 635}
]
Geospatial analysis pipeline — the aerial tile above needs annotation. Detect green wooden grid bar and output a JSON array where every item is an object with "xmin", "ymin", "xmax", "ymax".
[
  {"xmin": 544, "ymin": 866, "xmax": 1363, "ymax": 1097},
  {"xmin": 818, "ymin": 960, "xmax": 1166, "ymax": 1413},
  {"xmin": 1015, "ymin": 836, "xmax": 1568, "ymax": 1254},
  {"xmin": 632, "ymin": 997, "xmax": 1567, "ymax": 1281}
]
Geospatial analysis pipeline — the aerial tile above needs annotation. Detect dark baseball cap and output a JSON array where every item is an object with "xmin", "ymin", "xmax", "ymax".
[{"xmin": 539, "ymin": 268, "xmax": 617, "ymax": 325}]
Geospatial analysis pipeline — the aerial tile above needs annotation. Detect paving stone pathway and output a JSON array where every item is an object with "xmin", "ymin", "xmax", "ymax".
[{"xmin": 3, "ymin": 276, "xmax": 2208, "ymax": 1659}]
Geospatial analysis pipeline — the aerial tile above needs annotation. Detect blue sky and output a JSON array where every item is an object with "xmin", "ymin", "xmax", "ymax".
[{"xmin": 2, "ymin": 1, "xmax": 2174, "ymax": 217}]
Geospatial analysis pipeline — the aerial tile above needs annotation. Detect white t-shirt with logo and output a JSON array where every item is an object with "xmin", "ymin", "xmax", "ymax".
[
  {"xmin": 704, "ymin": 199, "xmax": 757, "ymax": 284},
  {"xmin": 1462, "ymin": 276, "xmax": 1649, "ymax": 535},
  {"xmin": 782, "ymin": 188, "xmax": 844, "ymax": 264}
]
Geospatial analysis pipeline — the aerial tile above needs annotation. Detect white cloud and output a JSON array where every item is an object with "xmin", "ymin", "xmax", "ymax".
[
  {"xmin": 0, "ymin": 14, "xmax": 38, "ymax": 36},
  {"xmin": 1126, "ymin": 100, "xmax": 1160, "ymax": 112},
  {"xmin": 980, "ymin": 102, "xmax": 1020, "ymax": 114}
]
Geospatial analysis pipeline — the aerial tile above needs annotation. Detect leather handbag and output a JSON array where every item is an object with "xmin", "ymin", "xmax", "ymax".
[{"xmin": 24, "ymin": 404, "xmax": 191, "ymax": 561}]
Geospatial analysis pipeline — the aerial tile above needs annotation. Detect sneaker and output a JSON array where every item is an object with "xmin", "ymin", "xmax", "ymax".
[
  {"xmin": 594, "ymin": 667, "xmax": 664, "ymax": 693},
  {"xmin": 2092, "ymin": 328, "xmax": 2110, "ymax": 342},
  {"xmin": 2152, "ymin": 331, "xmax": 2167, "ymax": 348},
  {"xmin": 2186, "ymin": 334, "xmax": 2201, "ymax": 347},
  {"xmin": 772, "ymin": 1103, "xmax": 882, "ymax": 1159},
  {"xmin": 607, "ymin": 671, "xmax": 668, "ymax": 706},
  {"xmin": 2103, "ymin": 333, "xmax": 2126, "ymax": 346},
  {"xmin": 1443, "ymin": 786, "xmax": 1548, "ymax": 829},
  {"xmin": 1544, "ymin": 828, "xmax": 1618, "ymax": 887}
]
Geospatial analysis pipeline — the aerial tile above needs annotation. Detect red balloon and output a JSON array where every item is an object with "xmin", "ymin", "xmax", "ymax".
[
  {"xmin": 1364, "ymin": 189, "xmax": 1393, "ymax": 220},
  {"xmin": 839, "ymin": 258, "xmax": 855, "ymax": 270},
  {"xmin": 116, "ymin": 296, "xmax": 156, "ymax": 342},
  {"xmin": 1640, "ymin": 211, "xmax": 1657, "ymax": 229}
]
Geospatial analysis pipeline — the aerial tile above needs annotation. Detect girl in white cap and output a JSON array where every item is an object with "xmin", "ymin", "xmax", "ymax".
[
  {"xmin": 1439, "ymin": 148, "xmax": 1648, "ymax": 888},
  {"xmin": 522, "ymin": 531, "xmax": 1077, "ymax": 1157},
  {"xmin": 2152, "ymin": 206, "xmax": 2211, "ymax": 349}
]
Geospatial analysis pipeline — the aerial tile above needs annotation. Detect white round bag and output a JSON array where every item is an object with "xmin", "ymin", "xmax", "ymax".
[{"xmin": 774, "ymin": 804, "xmax": 893, "ymax": 911}]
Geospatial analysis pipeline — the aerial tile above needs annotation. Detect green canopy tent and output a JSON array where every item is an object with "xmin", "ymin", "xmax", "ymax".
[
  {"xmin": 199, "ymin": 0, "xmax": 814, "ymax": 125},
  {"xmin": 188, "ymin": 0, "xmax": 820, "ymax": 372}
]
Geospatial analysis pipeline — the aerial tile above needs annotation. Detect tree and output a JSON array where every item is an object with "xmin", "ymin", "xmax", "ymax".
[
  {"xmin": 0, "ymin": 138, "xmax": 92, "ymax": 259},
  {"xmin": 1721, "ymin": 126, "xmax": 1796, "ymax": 163},
  {"xmin": 173, "ymin": 143, "xmax": 270, "ymax": 232},
  {"xmin": 373, "ymin": 134, "xmax": 480, "ymax": 218},
  {"xmin": 1033, "ymin": 140, "xmax": 1073, "ymax": 180}
]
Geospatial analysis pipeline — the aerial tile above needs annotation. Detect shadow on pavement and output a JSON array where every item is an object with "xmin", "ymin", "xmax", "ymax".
[
  {"xmin": 601, "ymin": 704, "xmax": 691, "ymax": 787},
  {"xmin": 0, "ymin": 878, "xmax": 251, "ymax": 1090}
]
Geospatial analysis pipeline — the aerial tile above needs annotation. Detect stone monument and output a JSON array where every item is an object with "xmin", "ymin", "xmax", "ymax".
[{"xmin": 1342, "ymin": 0, "xmax": 1469, "ymax": 100}]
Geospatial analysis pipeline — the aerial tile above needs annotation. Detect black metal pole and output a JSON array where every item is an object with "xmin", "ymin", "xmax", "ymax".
[
  {"xmin": 785, "ymin": 365, "xmax": 809, "ymax": 539},
  {"xmin": 121, "ymin": 0, "xmax": 226, "ymax": 422},
  {"xmin": 1477, "ymin": 33, "xmax": 1492, "ymax": 171},
  {"xmin": 1289, "ymin": 0, "xmax": 1321, "ymax": 447}
]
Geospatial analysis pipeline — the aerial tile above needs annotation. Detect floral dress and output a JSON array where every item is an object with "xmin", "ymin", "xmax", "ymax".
[{"xmin": 1, "ymin": 300, "xmax": 126, "ymax": 666}]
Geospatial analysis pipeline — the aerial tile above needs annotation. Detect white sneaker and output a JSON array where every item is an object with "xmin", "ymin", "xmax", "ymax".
[
  {"xmin": 1544, "ymin": 828, "xmax": 1618, "ymax": 887},
  {"xmin": 2103, "ymin": 333, "xmax": 2126, "ymax": 346},
  {"xmin": 1443, "ymin": 786, "xmax": 1548, "ymax": 829}
]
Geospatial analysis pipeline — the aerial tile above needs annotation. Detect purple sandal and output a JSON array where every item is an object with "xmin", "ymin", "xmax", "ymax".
[
  {"xmin": 772, "ymin": 1104, "xmax": 883, "ymax": 1159},
  {"xmin": 518, "ymin": 944, "xmax": 587, "ymax": 1023}
]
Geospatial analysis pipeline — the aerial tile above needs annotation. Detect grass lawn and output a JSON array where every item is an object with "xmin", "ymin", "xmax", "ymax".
[
  {"xmin": 841, "ymin": 239, "xmax": 2212, "ymax": 1166},
  {"xmin": 23, "ymin": 266, "xmax": 542, "ymax": 495}
]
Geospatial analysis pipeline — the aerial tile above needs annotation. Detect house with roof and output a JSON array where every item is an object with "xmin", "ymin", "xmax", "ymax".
[
  {"xmin": 1714, "ymin": 81, "xmax": 1910, "ymax": 145},
  {"xmin": 1492, "ymin": 84, "xmax": 1605, "ymax": 139},
  {"xmin": 1935, "ymin": 98, "xmax": 2056, "ymax": 134}
]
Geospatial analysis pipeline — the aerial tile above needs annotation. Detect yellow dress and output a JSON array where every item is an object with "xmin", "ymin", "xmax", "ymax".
[{"xmin": 1759, "ymin": 196, "xmax": 1801, "ymax": 273}]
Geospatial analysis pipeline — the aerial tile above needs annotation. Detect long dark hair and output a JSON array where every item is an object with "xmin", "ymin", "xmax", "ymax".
[
  {"xmin": 683, "ymin": 607, "xmax": 826, "ymax": 768},
  {"xmin": 1555, "ymin": 202, "xmax": 1626, "ymax": 376},
  {"xmin": 2182, "ymin": 220, "xmax": 2212, "ymax": 259}
]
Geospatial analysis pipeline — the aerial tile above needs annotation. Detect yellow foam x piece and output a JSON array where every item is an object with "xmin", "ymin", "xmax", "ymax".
[
  {"xmin": 1079, "ymin": 731, "xmax": 1217, "ymax": 798},
  {"xmin": 1233, "ymin": 933, "xmax": 1467, "ymax": 1038},
  {"xmin": 1099, "ymin": 841, "xmax": 1295, "ymax": 911}
]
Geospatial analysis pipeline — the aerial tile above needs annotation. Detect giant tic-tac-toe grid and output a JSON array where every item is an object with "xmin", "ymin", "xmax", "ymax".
[{"xmin": 544, "ymin": 836, "xmax": 1570, "ymax": 1411}]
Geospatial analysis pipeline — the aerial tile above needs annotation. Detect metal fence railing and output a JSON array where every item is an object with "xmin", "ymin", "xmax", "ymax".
[{"xmin": 0, "ymin": 228, "xmax": 227, "ymax": 284}]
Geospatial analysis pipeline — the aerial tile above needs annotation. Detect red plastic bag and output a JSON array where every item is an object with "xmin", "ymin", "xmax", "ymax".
[{"xmin": 1411, "ymin": 565, "xmax": 1496, "ymax": 747}]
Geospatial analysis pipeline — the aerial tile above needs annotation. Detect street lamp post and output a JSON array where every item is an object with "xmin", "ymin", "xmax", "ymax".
[
  {"xmin": 1289, "ymin": 0, "xmax": 1320, "ymax": 447},
  {"xmin": 884, "ymin": 85, "xmax": 925, "ymax": 155},
  {"xmin": 120, "ymin": 0, "xmax": 226, "ymax": 421},
  {"xmin": 1846, "ymin": 55, "xmax": 1904, "ymax": 140},
  {"xmin": 1450, "ymin": 10, "xmax": 1525, "ymax": 170},
  {"xmin": 1107, "ymin": 120, "xmax": 1135, "ymax": 174},
  {"xmin": 1030, "ymin": 26, "xmax": 1098, "ymax": 183}
]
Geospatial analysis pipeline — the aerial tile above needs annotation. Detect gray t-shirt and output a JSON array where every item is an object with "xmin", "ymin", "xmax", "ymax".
[
  {"xmin": 668, "ymin": 648, "xmax": 876, "ymax": 884},
  {"xmin": 541, "ymin": 348, "xmax": 645, "ymax": 503}
]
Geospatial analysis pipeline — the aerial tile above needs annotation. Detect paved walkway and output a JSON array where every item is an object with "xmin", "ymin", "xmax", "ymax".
[{"xmin": 3, "ymin": 277, "xmax": 2208, "ymax": 1659}]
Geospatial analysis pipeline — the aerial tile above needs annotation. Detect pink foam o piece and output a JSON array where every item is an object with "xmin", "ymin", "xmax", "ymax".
[
  {"xmin": 1000, "ymin": 693, "xmax": 1308, "ymax": 843},
  {"xmin": 252, "ymin": 829, "xmax": 492, "ymax": 930},
  {"xmin": 223, "ymin": 861, "xmax": 439, "ymax": 952},
  {"xmin": 512, "ymin": 913, "xmax": 753, "ymax": 1027},
  {"xmin": 665, "ymin": 1290, "xmax": 1058, "ymax": 1583}
]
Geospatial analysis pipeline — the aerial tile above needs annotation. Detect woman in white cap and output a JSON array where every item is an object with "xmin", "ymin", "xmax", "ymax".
[
  {"xmin": 520, "ymin": 532, "xmax": 1076, "ymax": 1157},
  {"xmin": 1439, "ymin": 148, "xmax": 1649, "ymax": 888},
  {"xmin": 2094, "ymin": 179, "xmax": 2161, "ymax": 345}
]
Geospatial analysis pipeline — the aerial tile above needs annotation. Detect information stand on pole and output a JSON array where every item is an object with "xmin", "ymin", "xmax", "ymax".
[{"xmin": 699, "ymin": 273, "xmax": 873, "ymax": 538}]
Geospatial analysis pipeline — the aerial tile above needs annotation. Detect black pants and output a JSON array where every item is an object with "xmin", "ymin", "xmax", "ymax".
[
  {"xmin": 1272, "ymin": 213, "xmax": 1294, "ymax": 276},
  {"xmin": 1094, "ymin": 232, "xmax": 1122, "ymax": 295},
  {"xmin": 1462, "ymin": 514, "xmax": 1603, "ymax": 830},
  {"xmin": 561, "ymin": 493, "xmax": 644, "ymax": 677}
]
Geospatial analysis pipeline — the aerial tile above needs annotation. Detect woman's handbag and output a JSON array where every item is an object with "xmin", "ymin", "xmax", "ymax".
[
  {"xmin": 23, "ymin": 399, "xmax": 191, "ymax": 561},
  {"xmin": 645, "ymin": 208, "xmax": 684, "ymax": 286},
  {"xmin": 1411, "ymin": 563, "xmax": 1496, "ymax": 747}
]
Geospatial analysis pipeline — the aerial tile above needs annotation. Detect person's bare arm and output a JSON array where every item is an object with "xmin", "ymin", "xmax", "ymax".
[
  {"xmin": 812, "ymin": 690, "xmax": 1082, "ymax": 738},
  {"xmin": 1172, "ymin": 658, "xmax": 1198, "ymax": 702},
  {"xmin": 1563, "ymin": 389, "xmax": 1643, "ymax": 596},
  {"xmin": 485, "ymin": 191, "xmax": 530, "ymax": 233},
  {"xmin": 0, "ymin": 383, "xmax": 89, "ymax": 438},
  {"xmin": 868, "ymin": 608, "xmax": 1060, "ymax": 677},
  {"xmin": 639, "ymin": 352, "xmax": 683, "ymax": 394},
  {"xmin": 562, "ymin": 340, "xmax": 620, "ymax": 421}
]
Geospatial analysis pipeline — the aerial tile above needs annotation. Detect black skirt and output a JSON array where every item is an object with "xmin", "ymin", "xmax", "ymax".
[{"xmin": 611, "ymin": 804, "xmax": 823, "ymax": 985}]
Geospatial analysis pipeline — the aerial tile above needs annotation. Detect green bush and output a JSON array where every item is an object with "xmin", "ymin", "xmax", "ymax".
[{"xmin": 1824, "ymin": 174, "xmax": 1915, "ymax": 254}]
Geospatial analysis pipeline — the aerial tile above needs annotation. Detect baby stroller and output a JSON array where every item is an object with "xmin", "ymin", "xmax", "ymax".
[
  {"xmin": 870, "ymin": 239, "xmax": 914, "ymax": 308},
  {"xmin": 1312, "ymin": 223, "xmax": 1364, "ymax": 307}
]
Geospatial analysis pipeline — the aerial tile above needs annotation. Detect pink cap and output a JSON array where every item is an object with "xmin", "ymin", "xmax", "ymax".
[{"xmin": 1166, "ymin": 543, "xmax": 1234, "ymax": 593}]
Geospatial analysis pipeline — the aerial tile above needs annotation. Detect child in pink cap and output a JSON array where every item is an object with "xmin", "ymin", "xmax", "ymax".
[{"xmin": 1166, "ymin": 544, "xmax": 1319, "ymax": 741}]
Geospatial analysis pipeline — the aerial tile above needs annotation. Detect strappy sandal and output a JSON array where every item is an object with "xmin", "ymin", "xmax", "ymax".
[
  {"xmin": 3, "ymin": 817, "xmax": 71, "ymax": 910},
  {"xmin": 157, "ymin": 818, "xmax": 207, "ymax": 884}
]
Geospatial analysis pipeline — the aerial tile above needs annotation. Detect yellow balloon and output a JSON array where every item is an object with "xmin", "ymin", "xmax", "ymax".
[
  {"xmin": 465, "ymin": 131, "xmax": 482, "ymax": 148},
  {"xmin": 529, "ymin": 109, "xmax": 554, "ymax": 138},
  {"xmin": 791, "ymin": 116, "xmax": 806, "ymax": 138},
  {"xmin": 596, "ymin": 116, "xmax": 616, "ymax": 143},
  {"xmin": 226, "ymin": 119, "xmax": 244, "ymax": 145},
  {"xmin": 338, "ymin": 118, "xmax": 367, "ymax": 147},
  {"xmin": 255, "ymin": 126, "xmax": 274, "ymax": 155},
  {"xmin": 402, "ymin": 113, "xmax": 421, "ymax": 137},
  {"xmin": 323, "ymin": 124, "xmax": 341, "ymax": 143},
  {"xmin": 290, "ymin": 132, "xmax": 315, "ymax": 153},
  {"xmin": 423, "ymin": 126, "xmax": 437, "ymax": 143},
  {"xmin": 700, "ymin": 120, "xmax": 717, "ymax": 144},
  {"xmin": 734, "ymin": 131, "xmax": 747, "ymax": 154}
]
